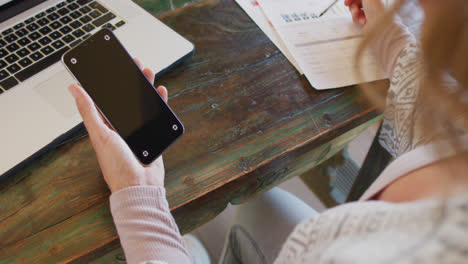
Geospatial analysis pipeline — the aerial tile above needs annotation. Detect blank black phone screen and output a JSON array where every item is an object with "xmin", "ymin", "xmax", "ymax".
[{"xmin": 63, "ymin": 29, "xmax": 183, "ymax": 165}]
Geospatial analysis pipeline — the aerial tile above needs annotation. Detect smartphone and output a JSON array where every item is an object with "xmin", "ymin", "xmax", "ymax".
[{"xmin": 62, "ymin": 29, "xmax": 184, "ymax": 165}]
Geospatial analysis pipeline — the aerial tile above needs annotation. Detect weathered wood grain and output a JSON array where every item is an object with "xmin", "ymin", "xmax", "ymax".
[
  {"xmin": 133, "ymin": 0, "xmax": 206, "ymax": 16},
  {"xmin": 92, "ymin": 116, "xmax": 379, "ymax": 264},
  {"xmin": 0, "ymin": 0, "xmax": 387, "ymax": 262}
]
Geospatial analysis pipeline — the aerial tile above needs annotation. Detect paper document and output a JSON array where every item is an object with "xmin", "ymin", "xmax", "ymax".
[
  {"xmin": 257, "ymin": 0, "xmax": 387, "ymax": 89},
  {"xmin": 257, "ymin": 0, "xmax": 344, "ymax": 25},
  {"xmin": 275, "ymin": 17, "xmax": 386, "ymax": 89},
  {"xmin": 235, "ymin": 0, "xmax": 302, "ymax": 74}
]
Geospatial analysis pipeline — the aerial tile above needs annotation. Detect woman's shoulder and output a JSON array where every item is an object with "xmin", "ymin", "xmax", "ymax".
[{"xmin": 275, "ymin": 197, "xmax": 468, "ymax": 264}]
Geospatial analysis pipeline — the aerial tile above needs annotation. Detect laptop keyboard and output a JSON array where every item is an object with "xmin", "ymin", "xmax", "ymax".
[{"xmin": 0, "ymin": 0, "xmax": 126, "ymax": 94}]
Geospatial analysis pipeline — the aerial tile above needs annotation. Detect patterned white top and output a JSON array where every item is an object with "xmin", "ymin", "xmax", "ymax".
[{"xmin": 274, "ymin": 196, "xmax": 468, "ymax": 264}]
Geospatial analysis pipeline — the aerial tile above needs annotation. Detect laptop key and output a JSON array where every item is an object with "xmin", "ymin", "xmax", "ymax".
[
  {"xmin": 0, "ymin": 69, "xmax": 9, "ymax": 80},
  {"xmin": 50, "ymin": 31, "xmax": 63, "ymax": 40},
  {"xmin": 50, "ymin": 21, "xmax": 62, "ymax": 29},
  {"xmin": 70, "ymin": 11, "xmax": 82, "ymax": 19},
  {"xmin": 18, "ymin": 58, "xmax": 33, "ymax": 68},
  {"xmin": 17, "ymin": 48, "xmax": 30, "ymax": 57},
  {"xmin": 47, "ymin": 13, "xmax": 59, "ymax": 21},
  {"xmin": 115, "ymin": 20, "xmax": 126, "ymax": 28},
  {"xmin": 7, "ymin": 63, "xmax": 21, "ymax": 74},
  {"xmin": 57, "ymin": 8, "xmax": 70, "ymax": 16},
  {"xmin": 27, "ymin": 42, "xmax": 41, "ymax": 51},
  {"xmin": 0, "ymin": 59, "xmax": 6, "ymax": 69},
  {"xmin": 69, "ymin": 39, "xmax": 81, "ymax": 47},
  {"xmin": 41, "ymin": 45, "xmax": 54, "ymax": 55},
  {"xmin": 0, "ymin": 39, "xmax": 6, "ymax": 48},
  {"xmin": 35, "ymin": 12, "xmax": 46, "ymax": 18},
  {"xmin": 15, "ymin": 28, "xmax": 29, "ymax": 37},
  {"xmin": 46, "ymin": 7, "xmax": 57, "ymax": 13},
  {"xmin": 52, "ymin": 40, "xmax": 65, "ymax": 49},
  {"xmin": 62, "ymin": 34, "xmax": 75, "ymax": 44},
  {"xmin": 57, "ymin": 2, "xmax": 67, "ymax": 8},
  {"xmin": 67, "ymin": 3, "xmax": 79, "ymax": 10},
  {"xmin": 92, "ymin": 12, "xmax": 115, "ymax": 27},
  {"xmin": 2, "ymin": 28, "xmax": 13, "ymax": 36},
  {"xmin": 60, "ymin": 16, "xmax": 72, "ymax": 24},
  {"xmin": 72, "ymin": 28, "xmax": 85, "ymax": 38},
  {"xmin": 89, "ymin": 10, "xmax": 101, "ymax": 19},
  {"xmin": 77, "ymin": 0, "xmax": 92, "ymax": 5},
  {"xmin": 13, "ymin": 23, "xmax": 24, "ymax": 30},
  {"xmin": 102, "ymin": 23, "xmax": 115, "ymax": 31},
  {"xmin": 30, "ymin": 51, "xmax": 44, "ymax": 61},
  {"xmin": 89, "ymin": 2, "xmax": 108, "ymax": 13},
  {"xmin": 18, "ymin": 37, "xmax": 31, "ymax": 46},
  {"xmin": 25, "ymin": 17, "xmax": 36, "ymax": 24},
  {"xmin": 6, "ymin": 43, "xmax": 20, "ymax": 52},
  {"xmin": 70, "ymin": 21, "xmax": 82, "ymax": 29},
  {"xmin": 16, "ymin": 46, "xmax": 70, "ymax": 82},
  {"xmin": 28, "ymin": 32, "xmax": 41, "ymax": 41},
  {"xmin": 0, "ymin": 48, "xmax": 7, "ymax": 58},
  {"xmin": 0, "ymin": 76, "xmax": 18, "ymax": 90},
  {"xmin": 80, "ymin": 15, "xmax": 92, "ymax": 24},
  {"xmin": 82, "ymin": 23, "xmax": 95, "ymax": 32},
  {"xmin": 37, "ymin": 18, "xmax": 50, "ymax": 26},
  {"xmin": 50, "ymin": 21, "xmax": 62, "ymax": 30},
  {"xmin": 26, "ymin": 23, "xmax": 39, "ymax": 32},
  {"xmin": 39, "ymin": 36, "xmax": 52, "ymax": 45},
  {"xmin": 79, "ymin": 6, "xmax": 91, "ymax": 14},
  {"xmin": 5, "ymin": 34, "xmax": 18, "ymax": 43},
  {"xmin": 39, "ymin": 26, "xmax": 52, "ymax": 35},
  {"xmin": 5, "ymin": 54, "xmax": 18, "ymax": 63},
  {"xmin": 60, "ymin": 25, "xmax": 72, "ymax": 34}
]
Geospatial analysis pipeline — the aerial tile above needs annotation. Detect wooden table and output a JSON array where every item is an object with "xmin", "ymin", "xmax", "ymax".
[{"xmin": 0, "ymin": 0, "xmax": 386, "ymax": 263}]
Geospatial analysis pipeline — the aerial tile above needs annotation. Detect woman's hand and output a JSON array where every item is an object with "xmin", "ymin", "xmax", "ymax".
[
  {"xmin": 68, "ymin": 59, "xmax": 169, "ymax": 193},
  {"xmin": 344, "ymin": 0, "xmax": 386, "ymax": 26}
]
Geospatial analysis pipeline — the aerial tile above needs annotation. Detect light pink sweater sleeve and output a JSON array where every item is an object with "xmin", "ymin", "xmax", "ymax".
[{"xmin": 110, "ymin": 186, "xmax": 192, "ymax": 264}]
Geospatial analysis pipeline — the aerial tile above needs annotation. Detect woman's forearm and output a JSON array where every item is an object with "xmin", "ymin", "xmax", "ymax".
[{"xmin": 110, "ymin": 186, "xmax": 191, "ymax": 264}]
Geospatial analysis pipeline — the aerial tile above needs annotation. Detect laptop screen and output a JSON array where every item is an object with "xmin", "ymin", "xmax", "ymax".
[{"xmin": 0, "ymin": 0, "xmax": 46, "ymax": 23}]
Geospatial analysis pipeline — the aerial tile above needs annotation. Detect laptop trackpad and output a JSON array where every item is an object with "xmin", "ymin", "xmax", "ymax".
[{"xmin": 34, "ymin": 71, "xmax": 77, "ymax": 118}]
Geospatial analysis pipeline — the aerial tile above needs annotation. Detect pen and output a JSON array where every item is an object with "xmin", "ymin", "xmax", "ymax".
[{"xmin": 319, "ymin": 0, "xmax": 338, "ymax": 17}]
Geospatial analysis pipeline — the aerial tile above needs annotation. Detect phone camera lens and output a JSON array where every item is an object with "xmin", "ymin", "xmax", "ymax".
[
  {"xmin": 142, "ymin": 150, "xmax": 149, "ymax": 157},
  {"xmin": 104, "ymin": 35, "xmax": 110, "ymax": 41},
  {"xmin": 172, "ymin": 124, "xmax": 178, "ymax": 131},
  {"xmin": 71, "ymin": 58, "xmax": 77, "ymax": 64}
]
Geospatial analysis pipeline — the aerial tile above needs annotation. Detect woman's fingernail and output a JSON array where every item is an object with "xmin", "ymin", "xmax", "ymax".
[{"xmin": 359, "ymin": 18, "xmax": 366, "ymax": 25}]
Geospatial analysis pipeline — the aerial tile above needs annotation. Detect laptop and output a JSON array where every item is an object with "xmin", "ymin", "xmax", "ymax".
[{"xmin": 0, "ymin": 0, "xmax": 194, "ymax": 178}]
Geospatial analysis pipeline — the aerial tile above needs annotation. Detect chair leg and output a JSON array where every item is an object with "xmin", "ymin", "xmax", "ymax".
[{"xmin": 346, "ymin": 124, "xmax": 392, "ymax": 202}]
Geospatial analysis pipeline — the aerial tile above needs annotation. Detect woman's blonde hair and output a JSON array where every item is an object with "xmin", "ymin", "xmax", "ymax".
[
  {"xmin": 355, "ymin": 0, "xmax": 468, "ymax": 149},
  {"xmin": 354, "ymin": 3, "xmax": 468, "ymax": 255}
]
